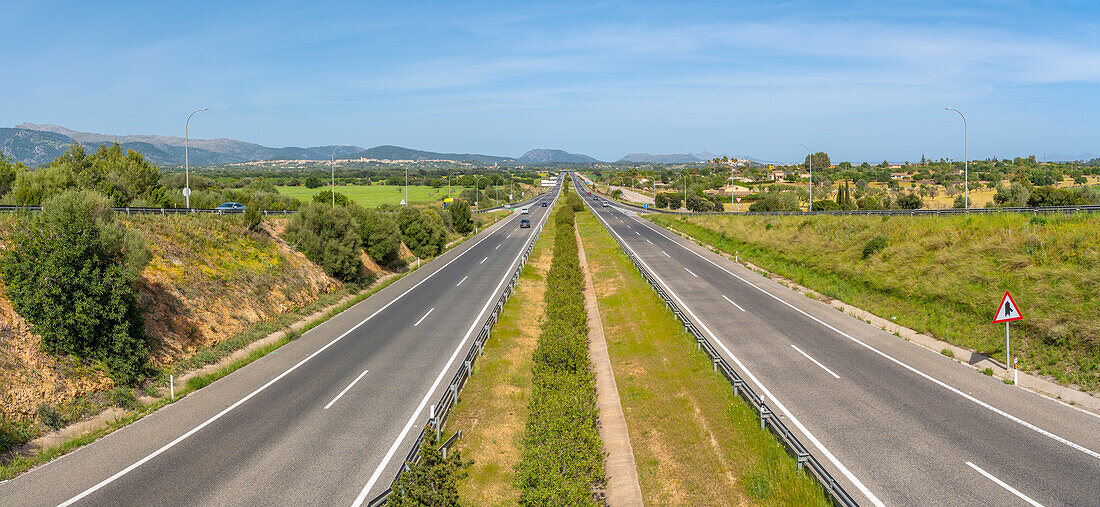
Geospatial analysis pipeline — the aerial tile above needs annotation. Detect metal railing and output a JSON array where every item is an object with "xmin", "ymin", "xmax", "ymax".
[
  {"xmin": 575, "ymin": 182, "xmax": 1100, "ymax": 217},
  {"xmin": 366, "ymin": 189, "xmax": 556, "ymax": 506},
  {"xmin": 574, "ymin": 175, "xmax": 859, "ymax": 507}
]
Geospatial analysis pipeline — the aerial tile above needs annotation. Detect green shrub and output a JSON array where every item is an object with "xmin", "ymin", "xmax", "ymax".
[
  {"xmin": 283, "ymin": 203, "xmax": 363, "ymax": 282},
  {"xmin": 0, "ymin": 417, "xmax": 38, "ymax": 454},
  {"xmin": 108, "ymin": 387, "xmax": 139, "ymax": 410},
  {"xmin": 515, "ymin": 195, "xmax": 605, "ymax": 504},
  {"xmin": 750, "ymin": 197, "xmax": 799, "ymax": 212},
  {"xmin": 861, "ymin": 236, "xmax": 888, "ymax": 259},
  {"xmin": 450, "ymin": 199, "xmax": 474, "ymax": 235},
  {"xmin": 352, "ymin": 207, "xmax": 402, "ymax": 265},
  {"xmin": 811, "ymin": 199, "xmax": 840, "ymax": 211},
  {"xmin": 654, "ymin": 192, "xmax": 669, "ymax": 209},
  {"xmin": 896, "ymin": 192, "xmax": 923, "ymax": 209},
  {"xmin": 398, "ymin": 208, "xmax": 447, "ymax": 259},
  {"xmin": 389, "ymin": 426, "xmax": 471, "ymax": 506},
  {"xmin": 857, "ymin": 196, "xmax": 883, "ymax": 210},
  {"xmin": 312, "ymin": 190, "xmax": 351, "ymax": 207},
  {"xmin": 243, "ymin": 204, "xmax": 263, "ymax": 231},
  {"xmin": 37, "ymin": 404, "xmax": 66, "ymax": 430},
  {"xmin": 1, "ymin": 190, "xmax": 151, "ymax": 383}
]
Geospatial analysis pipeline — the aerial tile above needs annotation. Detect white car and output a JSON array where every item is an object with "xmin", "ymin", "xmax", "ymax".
[{"xmin": 521, "ymin": 208, "xmax": 529, "ymax": 214}]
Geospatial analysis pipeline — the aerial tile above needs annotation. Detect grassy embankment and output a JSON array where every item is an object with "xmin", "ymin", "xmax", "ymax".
[
  {"xmin": 577, "ymin": 212, "xmax": 827, "ymax": 504},
  {"xmin": 446, "ymin": 210, "xmax": 556, "ymax": 504},
  {"xmin": 650, "ymin": 213, "xmax": 1100, "ymax": 391},
  {"xmin": 0, "ymin": 209, "xmax": 508, "ymax": 477}
]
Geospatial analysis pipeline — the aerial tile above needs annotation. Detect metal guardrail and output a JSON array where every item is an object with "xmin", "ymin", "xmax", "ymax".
[
  {"xmin": 366, "ymin": 188, "xmax": 557, "ymax": 506},
  {"xmin": 574, "ymin": 175, "xmax": 859, "ymax": 507},
  {"xmin": 576, "ymin": 182, "xmax": 1100, "ymax": 217},
  {"xmin": 0, "ymin": 205, "xmax": 297, "ymax": 215}
]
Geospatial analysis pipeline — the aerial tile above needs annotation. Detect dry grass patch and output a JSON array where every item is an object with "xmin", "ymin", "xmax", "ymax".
[{"xmin": 448, "ymin": 221, "xmax": 556, "ymax": 505}]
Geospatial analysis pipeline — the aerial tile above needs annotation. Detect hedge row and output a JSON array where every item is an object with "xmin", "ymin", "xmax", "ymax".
[{"xmin": 514, "ymin": 198, "xmax": 606, "ymax": 504}]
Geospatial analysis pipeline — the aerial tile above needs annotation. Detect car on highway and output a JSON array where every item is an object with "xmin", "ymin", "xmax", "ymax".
[
  {"xmin": 215, "ymin": 202, "xmax": 246, "ymax": 211},
  {"xmin": 541, "ymin": 202, "xmax": 548, "ymax": 207},
  {"xmin": 521, "ymin": 207, "xmax": 529, "ymax": 214},
  {"xmin": 520, "ymin": 218, "xmax": 530, "ymax": 228},
  {"xmin": 602, "ymin": 202, "xmax": 609, "ymax": 207}
]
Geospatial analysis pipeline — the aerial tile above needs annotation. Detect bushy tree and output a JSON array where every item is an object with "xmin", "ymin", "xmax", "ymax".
[
  {"xmin": 449, "ymin": 199, "xmax": 473, "ymax": 235},
  {"xmin": 665, "ymin": 193, "xmax": 683, "ymax": 209},
  {"xmin": 312, "ymin": 190, "xmax": 351, "ymax": 207},
  {"xmin": 812, "ymin": 199, "xmax": 841, "ymax": 211},
  {"xmin": 352, "ymin": 208, "xmax": 402, "ymax": 265},
  {"xmin": 749, "ymin": 197, "xmax": 800, "ymax": 212},
  {"xmin": 857, "ymin": 196, "xmax": 883, "ymax": 210},
  {"xmin": 243, "ymin": 204, "xmax": 263, "ymax": 231},
  {"xmin": 0, "ymin": 154, "xmax": 27, "ymax": 197},
  {"xmin": 685, "ymin": 192, "xmax": 719, "ymax": 212},
  {"xmin": 398, "ymin": 208, "xmax": 447, "ymax": 259},
  {"xmin": 993, "ymin": 182, "xmax": 1030, "ymax": 207},
  {"xmin": 653, "ymin": 192, "xmax": 669, "ymax": 209},
  {"xmin": 389, "ymin": 425, "xmax": 471, "ymax": 506},
  {"xmin": 304, "ymin": 176, "xmax": 322, "ymax": 189},
  {"xmin": 1026, "ymin": 186, "xmax": 1087, "ymax": 207},
  {"xmin": 284, "ymin": 203, "xmax": 363, "ymax": 282},
  {"xmin": 1, "ymin": 190, "xmax": 151, "ymax": 382},
  {"xmin": 896, "ymin": 192, "xmax": 923, "ymax": 209}
]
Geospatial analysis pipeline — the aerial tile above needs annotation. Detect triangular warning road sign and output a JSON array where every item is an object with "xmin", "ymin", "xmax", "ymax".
[{"xmin": 992, "ymin": 290, "xmax": 1023, "ymax": 323}]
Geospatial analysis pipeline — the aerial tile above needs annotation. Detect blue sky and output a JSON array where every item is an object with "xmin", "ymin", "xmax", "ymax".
[{"xmin": 2, "ymin": 0, "xmax": 1098, "ymax": 162}]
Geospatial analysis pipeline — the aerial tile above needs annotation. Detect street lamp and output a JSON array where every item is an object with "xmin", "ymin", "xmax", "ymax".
[
  {"xmin": 945, "ymin": 107, "xmax": 968, "ymax": 209},
  {"xmin": 404, "ymin": 164, "xmax": 408, "ymax": 206},
  {"xmin": 796, "ymin": 143, "xmax": 812, "ymax": 212},
  {"xmin": 447, "ymin": 171, "xmax": 462, "ymax": 199},
  {"xmin": 184, "ymin": 107, "xmax": 208, "ymax": 209},
  {"xmin": 474, "ymin": 175, "xmax": 485, "ymax": 208},
  {"xmin": 331, "ymin": 145, "xmax": 347, "ymax": 208}
]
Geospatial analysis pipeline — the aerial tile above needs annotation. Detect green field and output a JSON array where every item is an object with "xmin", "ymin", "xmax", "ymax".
[{"xmin": 275, "ymin": 184, "xmax": 467, "ymax": 207}]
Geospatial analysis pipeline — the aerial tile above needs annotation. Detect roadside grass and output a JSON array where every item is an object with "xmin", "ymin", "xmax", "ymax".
[
  {"xmin": 0, "ymin": 214, "xmax": 507, "ymax": 480},
  {"xmin": 446, "ymin": 211, "xmax": 556, "ymax": 505},
  {"xmin": 577, "ymin": 212, "xmax": 828, "ymax": 505},
  {"xmin": 649, "ymin": 212, "xmax": 1100, "ymax": 391}
]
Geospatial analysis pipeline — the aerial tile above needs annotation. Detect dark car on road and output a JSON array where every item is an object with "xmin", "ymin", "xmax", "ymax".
[
  {"xmin": 541, "ymin": 202, "xmax": 548, "ymax": 207},
  {"xmin": 520, "ymin": 218, "xmax": 531, "ymax": 228},
  {"xmin": 215, "ymin": 202, "xmax": 246, "ymax": 211}
]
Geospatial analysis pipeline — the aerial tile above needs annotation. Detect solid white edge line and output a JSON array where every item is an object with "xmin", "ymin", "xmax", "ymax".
[
  {"xmin": 587, "ymin": 195, "xmax": 886, "ymax": 507},
  {"xmin": 720, "ymin": 294, "xmax": 746, "ymax": 312},
  {"xmin": 456, "ymin": 275, "xmax": 468, "ymax": 287},
  {"xmin": 633, "ymin": 216, "xmax": 1100, "ymax": 462},
  {"xmin": 791, "ymin": 345, "xmax": 841, "ymax": 379},
  {"xmin": 413, "ymin": 307, "xmax": 435, "ymax": 327},
  {"xmin": 324, "ymin": 369, "xmax": 371, "ymax": 410},
  {"xmin": 966, "ymin": 462, "xmax": 1044, "ymax": 507},
  {"xmin": 56, "ymin": 211, "xmax": 512, "ymax": 507},
  {"xmin": 351, "ymin": 189, "xmax": 557, "ymax": 506},
  {"xmin": 684, "ymin": 267, "xmax": 698, "ymax": 278}
]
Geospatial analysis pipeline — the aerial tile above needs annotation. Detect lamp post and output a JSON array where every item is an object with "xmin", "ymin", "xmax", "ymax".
[
  {"xmin": 330, "ymin": 145, "xmax": 347, "ymax": 208},
  {"xmin": 796, "ymin": 143, "xmax": 812, "ymax": 212},
  {"xmin": 945, "ymin": 107, "xmax": 968, "ymax": 209},
  {"xmin": 184, "ymin": 107, "xmax": 208, "ymax": 209},
  {"xmin": 447, "ymin": 171, "xmax": 462, "ymax": 199},
  {"xmin": 474, "ymin": 175, "xmax": 485, "ymax": 208}
]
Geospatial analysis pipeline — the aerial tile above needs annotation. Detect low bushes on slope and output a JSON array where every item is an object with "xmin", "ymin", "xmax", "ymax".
[
  {"xmin": 650, "ymin": 213, "xmax": 1100, "ymax": 390},
  {"xmin": 283, "ymin": 203, "xmax": 363, "ymax": 282},
  {"xmin": 514, "ymin": 200, "xmax": 606, "ymax": 504}
]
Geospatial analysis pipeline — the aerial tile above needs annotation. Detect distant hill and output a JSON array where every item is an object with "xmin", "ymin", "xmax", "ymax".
[
  {"xmin": 345, "ymin": 145, "xmax": 515, "ymax": 164},
  {"xmin": 618, "ymin": 153, "xmax": 707, "ymax": 163},
  {"xmin": 518, "ymin": 149, "xmax": 598, "ymax": 164},
  {"xmin": 5, "ymin": 123, "xmax": 365, "ymax": 166}
]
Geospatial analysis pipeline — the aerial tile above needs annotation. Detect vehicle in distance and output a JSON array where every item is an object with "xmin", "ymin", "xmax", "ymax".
[
  {"xmin": 602, "ymin": 202, "xmax": 609, "ymax": 207},
  {"xmin": 520, "ymin": 218, "xmax": 531, "ymax": 228},
  {"xmin": 521, "ymin": 207, "xmax": 529, "ymax": 214},
  {"xmin": 215, "ymin": 202, "xmax": 246, "ymax": 211},
  {"xmin": 541, "ymin": 202, "xmax": 548, "ymax": 207}
]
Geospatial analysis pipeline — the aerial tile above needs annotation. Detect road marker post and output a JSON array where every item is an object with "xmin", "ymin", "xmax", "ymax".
[
  {"xmin": 170, "ymin": 375, "xmax": 174, "ymax": 401},
  {"xmin": 992, "ymin": 290, "xmax": 1023, "ymax": 384}
]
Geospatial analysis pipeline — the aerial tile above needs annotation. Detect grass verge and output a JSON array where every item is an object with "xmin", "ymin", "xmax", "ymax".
[
  {"xmin": 648, "ymin": 213, "xmax": 1100, "ymax": 391},
  {"xmin": 577, "ymin": 211, "xmax": 828, "ymax": 505},
  {"xmin": 446, "ymin": 212, "xmax": 556, "ymax": 505}
]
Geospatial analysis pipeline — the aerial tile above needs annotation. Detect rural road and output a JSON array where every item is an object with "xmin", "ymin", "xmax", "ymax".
[
  {"xmin": 573, "ymin": 175, "xmax": 1100, "ymax": 507},
  {"xmin": 0, "ymin": 178, "xmax": 561, "ymax": 506}
]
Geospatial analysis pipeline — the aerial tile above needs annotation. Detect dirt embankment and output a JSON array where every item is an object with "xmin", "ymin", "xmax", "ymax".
[{"xmin": 0, "ymin": 215, "xmax": 339, "ymax": 420}]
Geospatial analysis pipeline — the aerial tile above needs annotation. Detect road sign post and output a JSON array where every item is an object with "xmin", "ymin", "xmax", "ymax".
[
  {"xmin": 736, "ymin": 196, "xmax": 742, "ymax": 211},
  {"xmin": 992, "ymin": 290, "xmax": 1023, "ymax": 384}
]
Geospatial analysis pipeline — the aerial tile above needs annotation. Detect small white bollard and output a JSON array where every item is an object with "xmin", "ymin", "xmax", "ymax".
[
  {"xmin": 170, "ymin": 374, "xmax": 175, "ymax": 400},
  {"xmin": 1014, "ymin": 358, "xmax": 1018, "ymax": 386}
]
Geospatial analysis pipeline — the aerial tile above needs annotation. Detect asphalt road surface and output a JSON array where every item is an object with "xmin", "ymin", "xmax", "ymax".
[
  {"xmin": 0, "ymin": 177, "xmax": 561, "ymax": 506},
  {"xmin": 573, "ymin": 175, "xmax": 1100, "ymax": 507}
]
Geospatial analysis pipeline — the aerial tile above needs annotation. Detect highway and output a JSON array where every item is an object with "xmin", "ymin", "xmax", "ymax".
[
  {"xmin": 0, "ymin": 178, "xmax": 561, "ymax": 506},
  {"xmin": 573, "ymin": 175, "xmax": 1100, "ymax": 507}
]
